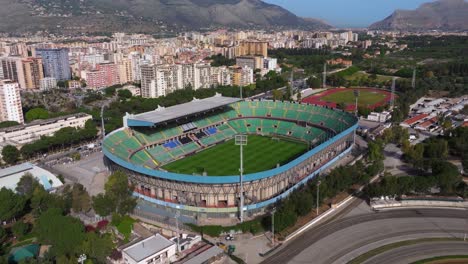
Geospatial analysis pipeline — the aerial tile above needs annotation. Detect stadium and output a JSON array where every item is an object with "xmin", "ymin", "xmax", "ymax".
[{"xmin": 102, "ymin": 94, "xmax": 358, "ymax": 221}]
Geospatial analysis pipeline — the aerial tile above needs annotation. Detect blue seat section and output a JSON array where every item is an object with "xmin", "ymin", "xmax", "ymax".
[
  {"xmin": 206, "ymin": 127, "xmax": 218, "ymax": 135},
  {"xmin": 163, "ymin": 140, "xmax": 179, "ymax": 149}
]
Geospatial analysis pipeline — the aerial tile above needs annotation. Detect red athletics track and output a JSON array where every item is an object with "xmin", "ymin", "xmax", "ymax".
[{"xmin": 301, "ymin": 87, "xmax": 394, "ymax": 111}]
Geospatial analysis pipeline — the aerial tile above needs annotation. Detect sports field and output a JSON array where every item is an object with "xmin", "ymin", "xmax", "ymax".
[
  {"xmin": 302, "ymin": 88, "xmax": 393, "ymax": 111},
  {"xmin": 162, "ymin": 135, "xmax": 308, "ymax": 176},
  {"xmin": 321, "ymin": 89, "xmax": 388, "ymax": 106}
]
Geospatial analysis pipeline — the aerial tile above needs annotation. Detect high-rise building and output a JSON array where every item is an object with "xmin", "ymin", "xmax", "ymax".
[
  {"xmin": 0, "ymin": 57, "xmax": 26, "ymax": 89},
  {"xmin": 230, "ymin": 66, "xmax": 254, "ymax": 87},
  {"xmin": 237, "ymin": 41, "xmax": 268, "ymax": 57},
  {"xmin": 0, "ymin": 80, "xmax": 24, "ymax": 124},
  {"xmin": 117, "ymin": 58, "xmax": 133, "ymax": 84},
  {"xmin": 36, "ymin": 48, "xmax": 71, "ymax": 80},
  {"xmin": 236, "ymin": 56, "xmax": 263, "ymax": 70},
  {"xmin": 193, "ymin": 63, "xmax": 211, "ymax": 90},
  {"xmin": 39, "ymin": 77, "xmax": 57, "ymax": 91},
  {"xmin": 140, "ymin": 64, "xmax": 157, "ymax": 98},
  {"xmin": 84, "ymin": 63, "xmax": 119, "ymax": 89},
  {"xmin": 22, "ymin": 57, "xmax": 44, "ymax": 89}
]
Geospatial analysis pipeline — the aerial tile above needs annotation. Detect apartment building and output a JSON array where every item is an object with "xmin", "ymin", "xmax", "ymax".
[
  {"xmin": 22, "ymin": 57, "xmax": 44, "ymax": 89},
  {"xmin": 0, "ymin": 80, "xmax": 23, "ymax": 124}
]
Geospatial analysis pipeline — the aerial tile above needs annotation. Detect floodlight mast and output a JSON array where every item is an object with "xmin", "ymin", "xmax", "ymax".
[{"xmin": 235, "ymin": 134, "xmax": 247, "ymax": 222}]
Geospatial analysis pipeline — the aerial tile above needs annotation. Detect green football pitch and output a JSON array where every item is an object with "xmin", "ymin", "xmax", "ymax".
[
  {"xmin": 321, "ymin": 89, "xmax": 387, "ymax": 106},
  {"xmin": 162, "ymin": 135, "xmax": 308, "ymax": 176}
]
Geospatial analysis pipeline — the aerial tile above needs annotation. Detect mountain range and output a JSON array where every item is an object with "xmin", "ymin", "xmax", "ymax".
[
  {"xmin": 370, "ymin": 0, "xmax": 468, "ymax": 31},
  {"xmin": 0, "ymin": 0, "xmax": 331, "ymax": 34}
]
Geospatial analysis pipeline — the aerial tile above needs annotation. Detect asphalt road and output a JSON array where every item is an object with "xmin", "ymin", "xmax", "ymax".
[
  {"xmin": 363, "ymin": 241, "xmax": 468, "ymax": 264},
  {"xmin": 261, "ymin": 208, "xmax": 468, "ymax": 264}
]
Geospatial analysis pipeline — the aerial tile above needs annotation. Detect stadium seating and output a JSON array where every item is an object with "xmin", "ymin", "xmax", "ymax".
[{"xmin": 104, "ymin": 100, "xmax": 356, "ymax": 167}]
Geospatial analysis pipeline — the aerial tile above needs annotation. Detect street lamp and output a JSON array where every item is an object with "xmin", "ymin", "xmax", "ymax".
[
  {"xmin": 271, "ymin": 207, "xmax": 276, "ymax": 247},
  {"xmin": 235, "ymin": 134, "xmax": 248, "ymax": 222},
  {"xmin": 175, "ymin": 211, "xmax": 180, "ymax": 253},
  {"xmin": 78, "ymin": 254, "xmax": 87, "ymax": 264},
  {"xmin": 316, "ymin": 180, "xmax": 322, "ymax": 215}
]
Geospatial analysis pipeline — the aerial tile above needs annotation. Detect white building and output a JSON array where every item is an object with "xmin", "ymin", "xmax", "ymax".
[
  {"xmin": 39, "ymin": 77, "xmax": 57, "ymax": 91},
  {"xmin": 0, "ymin": 80, "xmax": 24, "ymax": 124},
  {"xmin": 367, "ymin": 111, "xmax": 392, "ymax": 123},
  {"xmin": 122, "ymin": 234, "xmax": 176, "ymax": 264},
  {"xmin": 263, "ymin": 57, "xmax": 278, "ymax": 72},
  {"xmin": 0, "ymin": 163, "xmax": 63, "ymax": 191},
  {"xmin": 0, "ymin": 113, "xmax": 92, "ymax": 146}
]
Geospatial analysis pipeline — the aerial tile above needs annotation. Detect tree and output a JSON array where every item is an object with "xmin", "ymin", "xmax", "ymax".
[
  {"xmin": 12, "ymin": 221, "xmax": 29, "ymax": 239},
  {"xmin": 92, "ymin": 172, "xmax": 136, "ymax": 216},
  {"xmin": 272, "ymin": 89, "xmax": 283, "ymax": 101},
  {"xmin": 0, "ymin": 188, "xmax": 25, "ymax": 221},
  {"xmin": 431, "ymin": 161, "xmax": 460, "ymax": 193},
  {"xmin": 92, "ymin": 194, "xmax": 115, "ymax": 217},
  {"xmin": 2, "ymin": 145, "xmax": 20, "ymax": 164},
  {"xmin": 296, "ymin": 91, "xmax": 302, "ymax": 102},
  {"xmin": 79, "ymin": 232, "xmax": 113, "ymax": 263},
  {"xmin": 104, "ymin": 86, "xmax": 117, "ymax": 97},
  {"xmin": 0, "ymin": 121, "xmax": 19, "ymax": 128},
  {"xmin": 368, "ymin": 141, "xmax": 384, "ymax": 162},
  {"xmin": 31, "ymin": 186, "xmax": 68, "ymax": 216},
  {"xmin": 306, "ymin": 77, "xmax": 321, "ymax": 89},
  {"xmin": 117, "ymin": 89, "xmax": 132, "ymax": 99},
  {"xmin": 16, "ymin": 173, "xmax": 39, "ymax": 196},
  {"xmin": 35, "ymin": 208, "xmax": 85, "ymax": 257},
  {"xmin": 71, "ymin": 184, "xmax": 91, "ymax": 213},
  {"xmin": 25, "ymin": 108, "xmax": 49, "ymax": 122}
]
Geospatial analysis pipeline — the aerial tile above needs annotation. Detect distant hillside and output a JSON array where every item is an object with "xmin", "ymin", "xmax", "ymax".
[
  {"xmin": 370, "ymin": 0, "xmax": 468, "ymax": 31},
  {"xmin": 0, "ymin": 0, "xmax": 331, "ymax": 34}
]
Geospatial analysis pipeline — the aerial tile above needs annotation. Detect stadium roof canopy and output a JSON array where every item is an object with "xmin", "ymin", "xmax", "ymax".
[{"xmin": 125, "ymin": 94, "xmax": 241, "ymax": 127}]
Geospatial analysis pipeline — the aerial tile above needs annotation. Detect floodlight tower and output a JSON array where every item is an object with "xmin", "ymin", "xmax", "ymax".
[
  {"xmin": 235, "ymin": 134, "xmax": 248, "ymax": 222},
  {"xmin": 353, "ymin": 89, "xmax": 359, "ymax": 146},
  {"xmin": 322, "ymin": 63, "xmax": 327, "ymax": 88},
  {"xmin": 412, "ymin": 68, "xmax": 416, "ymax": 89},
  {"xmin": 101, "ymin": 105, "xmax": 106, "ymax": 139},
  {"xmin": 390, "ymin": 77, "xmax": 396, "ymax": 110}
]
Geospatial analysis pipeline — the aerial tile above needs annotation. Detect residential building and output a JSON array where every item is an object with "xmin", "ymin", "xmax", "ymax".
[
  {"xmin": 121, "ymin": 234, "xmax": 176, "ymax": 264},
  {"xmin": 0, "ymin": 113, "xmax": 92, "ymax": 146},
  {"xmin": 236, "ymin": 56, "xmax": 263, "ymax": 70},
  {"xmin": 68, "ymin": 80, "xmax": 81, "ymax": 89},
  {"xmin": 263, "ymin": 57, "xmax": 278, "ymax": 72},
  {"xmin": 22, "ymin": 57, "xmax": 44, "ymax": 89},
  {"xmin": 140, "ymin": 64, "xmax": 157, "ymax": 98},
  {"xmin": 231, "ymin": 66, "xmax": 254, "ymax": 87},
  {"xmin": 84, "ymin": 63, "xmax": 119, "ymax": 89},
  {"xmin": 0, "ymin": 80, "xmax": 23, "ymax": 124},
  {"xmin": 35, "ymin": 48, "xmax": 71, "ymax": 80},
  {"xmin": 0, "ymin": 57, "xmax": 26, "ymax": 89},
  {"xmin": 326, "ymin": 58, "xmax": 353, "ymax": 67},
  {"xmin": 193, "ymin": 63, "xmax": 211, "ymax": 90},
  {"xmin": 237, "ymin": 41, "xmax": 268, "ymax": 57},
  {"xmin": 117, "ymin": 58, "xmax": 133, "ymax": 84},
  {"xmin": 39, "ymin": 77, "xmax": 57, "ymax": 91}
]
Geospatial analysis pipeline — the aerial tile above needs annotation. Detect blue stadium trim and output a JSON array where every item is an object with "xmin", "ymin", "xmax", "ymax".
[
  {"xmin": 103, "ymin": 123, "xmax": 358, "ymax": 184},
  {"xmin": 126, "ymin": 119, "xmax": 155, "ymax": 127}
]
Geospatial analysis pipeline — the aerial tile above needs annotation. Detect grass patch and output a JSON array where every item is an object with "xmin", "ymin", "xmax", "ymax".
[
  {"xmin": 162, "ymin": 135, "xmax": 307, "ymax": 176},
  {"xmin": 113, "ymin": 215, "xmax": 135, "ymax": 241},
  {"xmin": 411, "ymin": 255, "xmax": 468, "ymax": 264},
  {"xmin": 321, "ymin": 89, "xmax": 387, "ymax": 107},
  {"xmin": 187, "ymin": 218, "xmax": 264, "ymax": 237},
  {"xmin": 349, "ymin": 238, "xmax": 463, "ymax": 264},
  {"xmin": 344, "ymin": 71, "xmax": 396, "ymax": 82}
]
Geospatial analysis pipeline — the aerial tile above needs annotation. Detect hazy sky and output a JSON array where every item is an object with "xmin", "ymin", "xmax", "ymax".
[{"xmin": 264, "ymin": 0, "xmax": 432, "ymax": 27}]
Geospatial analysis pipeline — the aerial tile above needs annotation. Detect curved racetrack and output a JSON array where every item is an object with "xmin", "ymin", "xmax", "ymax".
[{"xmin": 262, "ymin": 205, "xmax": 468, "ymax": 264}]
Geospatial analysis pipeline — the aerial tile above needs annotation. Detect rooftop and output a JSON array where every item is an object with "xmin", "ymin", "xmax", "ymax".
[
  {"xmin": 0, "ymin": 163, "xmax": 63, "ymax": 191},
  {"xmin": 125, "ymin": 94, "xmax": 240, "ymax": 127},
  {"xmin": 123, "ymin": 234, "xmax": 175, "ymax": 262},
  {"xmin": 0, "ymin": 113, "xmax": 91, "ymax": 133}
]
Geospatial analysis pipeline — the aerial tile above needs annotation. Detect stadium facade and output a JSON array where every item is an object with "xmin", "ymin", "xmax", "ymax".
[{"xmin": 103, "ymin": 94, "xmax": 358, "ymax": 220}]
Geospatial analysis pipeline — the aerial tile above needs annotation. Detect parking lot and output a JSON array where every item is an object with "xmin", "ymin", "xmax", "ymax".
[{"xmin": 50, "ymin": 150, "xmax": 109, "ymax": 196}]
